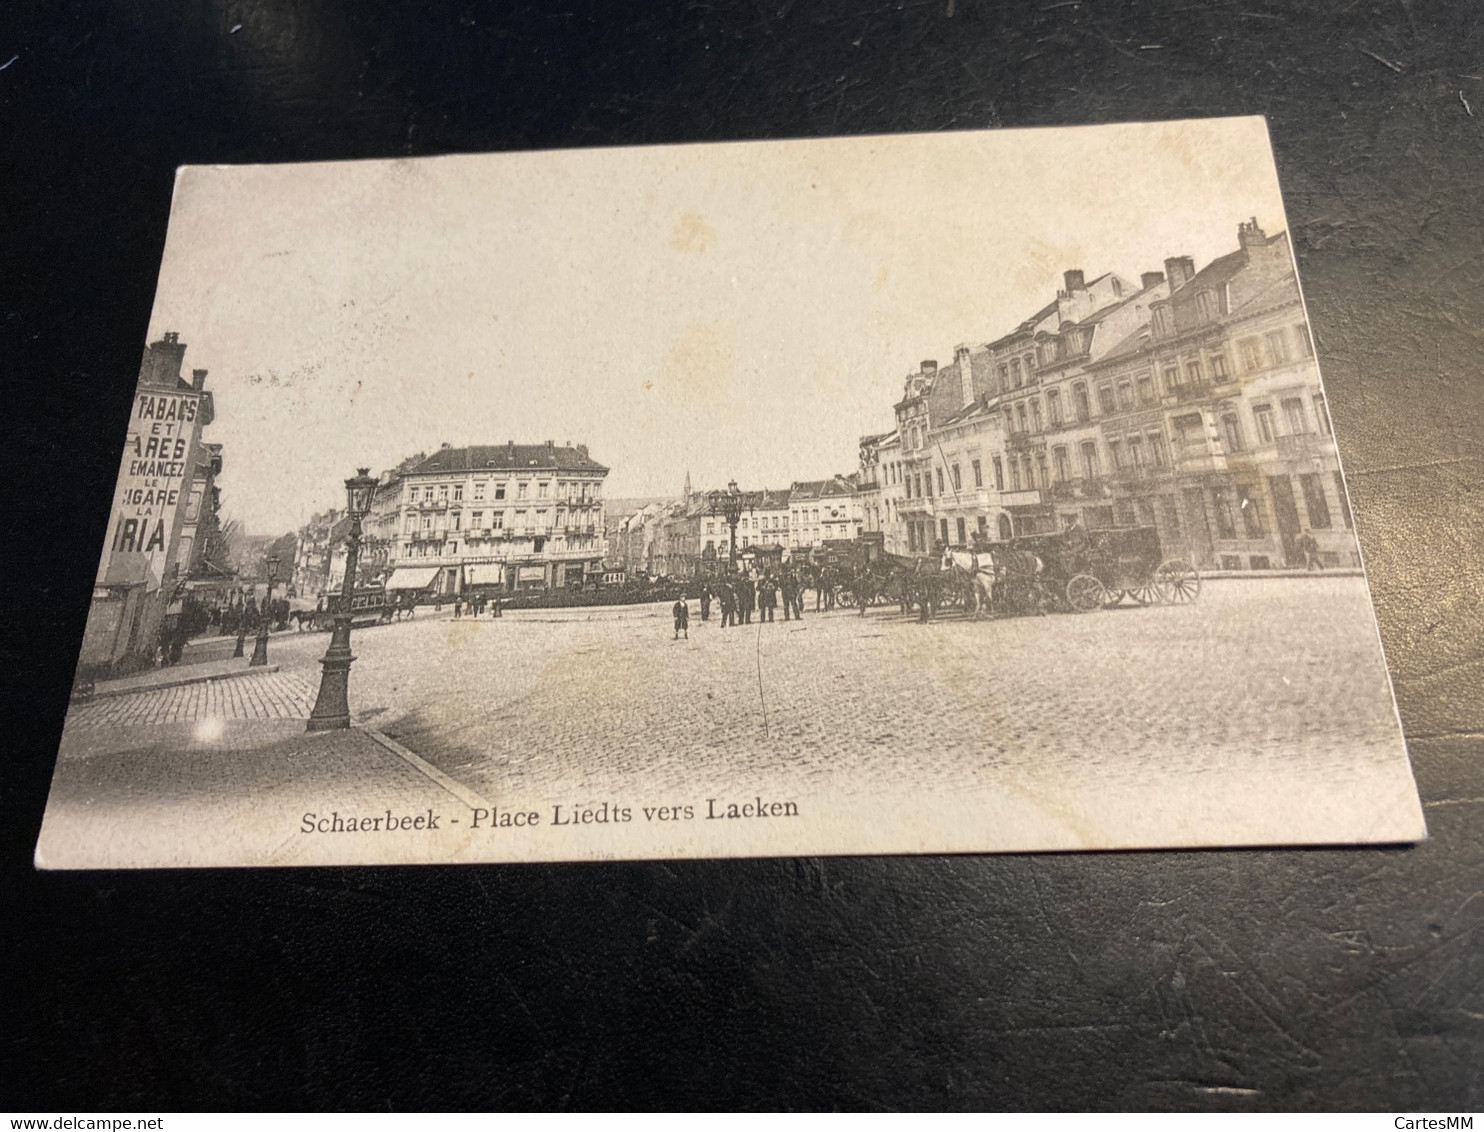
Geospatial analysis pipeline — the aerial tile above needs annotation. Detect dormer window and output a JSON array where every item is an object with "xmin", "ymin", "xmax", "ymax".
[
  {"xmin": 1195, "ymin": 289, "xmax": 1218, "ymax": 321},
  {"xmin": 1151, "ymin": 305, "xmax": 1173, "ymax": 339}
]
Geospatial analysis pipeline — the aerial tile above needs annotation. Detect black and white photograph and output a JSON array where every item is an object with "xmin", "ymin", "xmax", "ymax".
[{"xmin": 35, "ymin": 115, "xmax": 1425, "ymax": 868}]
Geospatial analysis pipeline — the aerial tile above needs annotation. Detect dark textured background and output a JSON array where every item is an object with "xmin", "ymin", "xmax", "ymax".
[{"xmin": 2, "ymin": 0, "xmax": 1481, "ymax": 1111}]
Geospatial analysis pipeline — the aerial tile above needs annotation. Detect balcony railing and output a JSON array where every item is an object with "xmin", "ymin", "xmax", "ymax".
[
  {"xmin": 998, "ymin": 488, "xmax": 1044, "ymax": 507},
  {"xmin": 1007, "ymin": 432, "xmax": 1043, "ymax": 452},
  {"xmin": 1169, "ymin": 381, "xmax": 1213, "ymax": 403},
  {"xmin": 1108, "ymin": 465, "xmax": 1168, "ymax": 486}
]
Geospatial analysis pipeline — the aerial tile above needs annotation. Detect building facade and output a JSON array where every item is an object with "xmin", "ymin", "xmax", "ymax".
[
  {"xmin": 384, "ymin": 441, "xmax": 609, "ymax": 595},
  {"xmin": 78, "ymin": 332, "xmax": 216, "ymax": 676},
  {"xmin": 865, "ymin": 220, "xmax": 1350, "ymax": 571}
]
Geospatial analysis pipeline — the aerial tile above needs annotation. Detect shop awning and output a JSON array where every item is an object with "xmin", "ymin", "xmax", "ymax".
[
  {"xmin": 464, "ymin": 563, "xmax": 505, "ymax": 586},
  {"xmin": 385, "ymin": 566, "xmax": 441, "ymax": 591}
]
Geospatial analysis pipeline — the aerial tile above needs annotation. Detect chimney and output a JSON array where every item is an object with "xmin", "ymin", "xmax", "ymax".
[
  {"xmin": 1163, "ymin": 256, "xmax": 1195, "ymax": 292},
  {"xmin": 577, "ymin": 444, "xmax": 589, "ymax": 457},
  {"xmin": 545, "ymin": 439, "xmax": 555, "ymax": 449},
  {"xmin": 1063, "ymin": 269, "xmax": 1085, "ymax": 292},
  {"xmin": 1238, "ymin": 216, "xmax": 1267, "ymax": 252},
  {"xmin": 191, "ymin": 368, "xmax": 208, "ymax": 390},
  {"xmin": 920, "ymin": 360, "xmax": 937, "ymax": 374},
  {"xmin": 954, "ymin": 344, "xmax": 975, "ymax": 407},
  {"xmin": 139, "ymin": 332, "xmax": 188, "ymax": 389},
  {"xmin": 1141, "ymin": 271, "xmax": 1165, "ymax": 291}
]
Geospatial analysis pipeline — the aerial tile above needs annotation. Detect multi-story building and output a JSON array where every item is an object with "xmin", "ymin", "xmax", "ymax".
[
  {"xmin": 179, "ymin": 441, "xmax": 230, "ymax": 591},
  {"xmin": 857, "ymin": 430, "xmax": 909, "ymax": 554},
  {"xmin": 1077, "ymin": 219, "xmax": 1351, "ymax": 569},
  {"xmin": 788, "ymin": 477, "xmax": 862, "ymax": 549},
  {"xmin": 292, "ymin": 509, "xmax": 342, "ymax": 599},
  {"xmin": 867, "ymin": 218, "xmax": 1349, "ymax": 571},
  {"xmin": 78, "ymin": 332, "xmax": 216, "ymax": 677},
  {"xmin": 384, "ymin": 441, "xmax": 609, "ymax": 595}
]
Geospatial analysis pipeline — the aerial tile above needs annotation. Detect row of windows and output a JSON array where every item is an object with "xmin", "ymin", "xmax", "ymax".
[
  {"xmin": 408, "ymin": 478, "xmax": 601, "ymax": 504},
  {"xmin": 898, "ymin": 393, "xmax": 1330, "ymax": 498},
  {"xmin": 405, "ymin": 508, "xmax": 595, "ymax": 535},
  {"xmin": 401, "ymin": 531, "xmax": 590, "ymax": 557},
  {"xmin": 996, "ymin": 351, "xmax": 1039, "ymax": 391},
  {"xmin": 897, "ymin": 471, "xmax": 1348, "ymax": 555},
  {"xmin": 995, "ymin": 325, "xmax": 1315, "ymax": 437},
  {"xmin": 696, "ymin": 508, "xmax": 858, "ymax": 537}
]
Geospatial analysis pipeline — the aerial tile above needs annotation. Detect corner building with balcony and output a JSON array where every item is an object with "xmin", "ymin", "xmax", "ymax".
[{"xmin": 386, "ymin": 441, "xmax": 608, "ymax": 596}]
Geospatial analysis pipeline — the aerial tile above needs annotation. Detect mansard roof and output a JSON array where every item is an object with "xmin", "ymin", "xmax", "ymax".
[{"xmin": 408, "ymin": 443, "xmax": 608, "ymax": 476}]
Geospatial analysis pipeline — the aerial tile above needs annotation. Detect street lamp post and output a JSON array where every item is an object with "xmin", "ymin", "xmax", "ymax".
[
  {"xmin": 233, "ymin": 588, "xmax": 247, "ymax": 658},
  {"xmin": 715, "ymin": 479, "xmax": 747, "ymax": 575},
  {"xmin": 307, "ymin": 468, "xmax": 378, "ymax": 732},
  {"xmin": 248, "ymin": 553, "xmax": 280, "ymax": 667}
]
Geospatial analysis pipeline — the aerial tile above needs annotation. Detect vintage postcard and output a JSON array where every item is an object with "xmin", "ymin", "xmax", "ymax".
[{"xmin": 36, "ymin": 116, "xmax": 1425, "ymax": 868}]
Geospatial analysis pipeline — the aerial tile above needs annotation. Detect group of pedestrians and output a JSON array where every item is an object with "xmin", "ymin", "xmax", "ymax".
[
  {"xmin": 449, "ymin": 593, "xmax": 503, "ymax": 619},
  {"xmin": 672, "ymin": 572, "xmax": 808, "ymax": 638}
]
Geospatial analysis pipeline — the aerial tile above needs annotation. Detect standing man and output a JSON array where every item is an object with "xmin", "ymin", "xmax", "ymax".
[
  {"xmin": 673, "ymin": 596, "xmax": 690, "ymax": 640},
  {"xmin": 699, "ymin": 583, "xmax": 712, "ymax": 622},
  {"xmin": 719, "ymin": 582, "xmax": 736, "ymax": 628},
  {"xmin": 780, "ymin": 572, "xmax": 796, "ymax": 622},
  {"xmin": 1299, "ymin": 531, "xmax": 1322, "ymax": 571},
  {"xmin": 758, "ymin": 575, "xmax": 777, "ymax": 623},
  {"xmin": 738, "ymin": 573, "xmax": 755, "ymax": 625}
]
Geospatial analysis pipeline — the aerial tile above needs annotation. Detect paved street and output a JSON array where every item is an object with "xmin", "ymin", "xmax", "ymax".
[{"xmin": 43, "ymin": 576, "xmax": 1423, "ymax": 864}]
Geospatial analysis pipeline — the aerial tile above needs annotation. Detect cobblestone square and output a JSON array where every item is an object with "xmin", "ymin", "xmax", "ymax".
[{"xmin": 42, "ymin": 575, "xmax": 1423, "ymax": 865}]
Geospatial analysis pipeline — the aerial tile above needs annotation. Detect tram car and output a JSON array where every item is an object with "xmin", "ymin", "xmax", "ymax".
[{"xmin": 305, "ymin": 585, "xmax": 393, "ymax": 630}]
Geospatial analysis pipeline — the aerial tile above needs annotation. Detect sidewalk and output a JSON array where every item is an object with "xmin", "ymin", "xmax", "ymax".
[
  {"xmin": 39, "ymin": 721, "xmax": 491, "ymax": 869},
  {"xmin": 78, "ymin": 655, "xmax": 281, "ymax": 700},
  {"xmin": 1200, "ymin": 567, "xmax": 1365, "ymax": 580}
]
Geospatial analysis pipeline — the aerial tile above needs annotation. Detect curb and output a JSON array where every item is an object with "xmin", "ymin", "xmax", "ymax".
[
  {"xmin": 1200, "ymin": 569, "xmax": 1365, "ymax": 580},
  {"xmin": 362, "ymin": 727, "xmax": 494, "ymax": 810},
  {"xmin": 75, "ymin": 663, "xmax": 282, "ymax": 702}
]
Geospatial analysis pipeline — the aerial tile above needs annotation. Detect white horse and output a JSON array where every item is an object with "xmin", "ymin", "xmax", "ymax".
[
  {"xmin": 942, "ymin": 549, "xmax": 996, "ymax": 618},
  {"xmin": 943, "ymin": 545, "xmax": 1045, "ymax": 618}
]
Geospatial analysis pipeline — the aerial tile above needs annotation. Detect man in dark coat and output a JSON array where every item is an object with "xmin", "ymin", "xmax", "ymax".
[
  {"xmin": 719, "ymin": 582, "xmax": 736, "ymax": 628},
  {"xmin": 780, "ymin": 572, "xmax": 796, "ymax": 621},
  {"xmin": 738, "ymin": 574, "xmax": 755, "ymax": 624},
  {"xmin": 673, "ymin": 597, "xmax": 690, "ymax": 639},
  {"xmin": 758, "ymin": 575, "xmax": 777, "ymax": 622},
  {"xmin": 699, "ymin": 584, "xmax": 712, "ymax": 621}
]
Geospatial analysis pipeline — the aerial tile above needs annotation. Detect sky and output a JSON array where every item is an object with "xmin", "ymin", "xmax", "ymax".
[{"xmin": 143, "ymin": 116, "xmax": 1290, "ymax": 535}]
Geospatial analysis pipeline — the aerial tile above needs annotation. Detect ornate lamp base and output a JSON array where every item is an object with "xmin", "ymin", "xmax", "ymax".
[{"xmin": 306, "ymin": 615, "xmax": 356, "ymax": 731}]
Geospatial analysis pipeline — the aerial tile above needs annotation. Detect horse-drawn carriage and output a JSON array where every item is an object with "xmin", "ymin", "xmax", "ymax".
[{"xmin": 951, "ymin": 525, "xmax": 1200, "ymax": 616}]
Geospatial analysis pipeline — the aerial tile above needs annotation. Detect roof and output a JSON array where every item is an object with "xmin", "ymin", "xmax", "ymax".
[
  {"xmin": 1179, "ymin": 247, "xmax": 1247, "ymax": 300},
  {"xmin": 790, "ymin": 478, "xmax": 857, "ymax": 500},
  {"xmin": 1088, "ymin": 324, "xmax": 1153, "ymax": 369},
  {"xmin": 408, "ymin": 443, "xmax": 608, "ymax": 476}
]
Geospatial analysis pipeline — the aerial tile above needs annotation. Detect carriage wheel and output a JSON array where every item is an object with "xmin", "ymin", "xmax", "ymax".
[
  {"xmin": 1128, "ymin": 579, "xmax": 1160, "ymax": 606},
  {"xmin": 1065, "ymin": 574, "xmax": 1107, "ymax": 613},
  {"xmin": 1153, "ymin": 559, "xmax": 1201, "ymax": 604}
]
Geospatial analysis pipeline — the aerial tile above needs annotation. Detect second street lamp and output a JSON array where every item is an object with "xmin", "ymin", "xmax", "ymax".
[
  {"xmin": 306, "ymin": 468, "xmax": 377, "ymax": 732},
  {"xmin": 249, "ymin": 553, "xmax": 279, "ymax": 667},
  {"xmin": 710, "ymin": 479, "xmax": 753, "ymax": 575}
]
